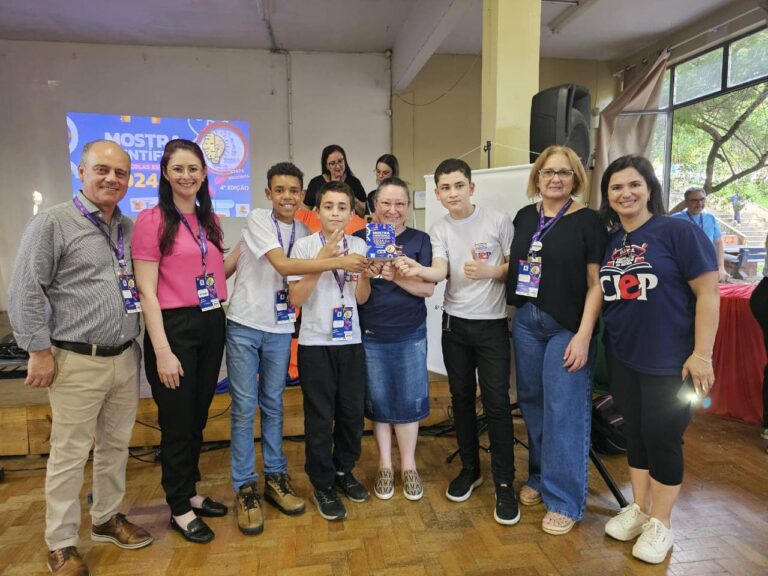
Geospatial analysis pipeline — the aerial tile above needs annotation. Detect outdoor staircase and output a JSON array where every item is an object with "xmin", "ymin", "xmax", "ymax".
[{"xmin": 709, "ymin": 205, "xmax": 767, "ymax": 247}]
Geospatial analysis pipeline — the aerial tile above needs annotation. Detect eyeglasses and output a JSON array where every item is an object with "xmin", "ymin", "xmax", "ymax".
[
  {"xmin": 377, "ymin": 201, "xmax": 408, "ymax": 211},
  {"xmin": 375, "ymin": 169, "xmax": 392, "ymax": 178},
  {"xmin": 327, "ymin": 160, "xmax": 345, "ymax": 168},
  {"xmin": 539, "ymin": 169, "xmax": 575, "ymax": 180}
]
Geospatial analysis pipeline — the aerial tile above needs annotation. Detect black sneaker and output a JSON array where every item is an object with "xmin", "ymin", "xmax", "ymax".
[
  {"xmin": 494, "ymin": 483, "xmax": 521, "ymax": 526},
  {"xmin": 335, "ymin": 472, "xmax": 370, "ymax": 503},
  {"xmin": 312, "ymin": 487, "xmax": 347, "ymax": 521},
  {"xmin": 445, "ymin": 468, "xmax": 483, "ymax": 502}
]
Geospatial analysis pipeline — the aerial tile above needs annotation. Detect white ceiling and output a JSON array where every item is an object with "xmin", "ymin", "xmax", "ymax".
[{"xmin": 0, "ymin": 0, "xmax": 742, "ymax": 61}]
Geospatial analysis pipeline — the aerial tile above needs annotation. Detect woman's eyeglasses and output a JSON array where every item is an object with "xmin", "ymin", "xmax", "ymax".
[{"xmin": 538, "ymin": 169, "xmax": 575, "ymax": 180}]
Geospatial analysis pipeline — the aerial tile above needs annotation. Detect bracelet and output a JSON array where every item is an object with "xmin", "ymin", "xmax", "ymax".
[
  {"xmin": 692, "ymin": 352, "xmax": 712, "ymax": 364},
  {"xmin": 154, "ymin": 344, "xmax": 170, "ymax": 351}
]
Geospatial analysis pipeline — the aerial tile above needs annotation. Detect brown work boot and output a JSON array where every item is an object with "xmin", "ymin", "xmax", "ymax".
[
  {"xmin": 47, "ymin": 546, "xmax": 90, "ymax": 576},
  {"xmin": 235, "ymin": 481, "xmax": 264, "ymax": 535},
  {"xmin": 264, "ymin": 473, "xmax": 306, "ymax": 516},
  {"xmin": 91, "ymin": 513, "xmax": 153, "ymax": 549}
]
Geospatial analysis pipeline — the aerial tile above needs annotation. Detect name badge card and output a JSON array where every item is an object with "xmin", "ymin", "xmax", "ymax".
[
  {"xmin": 474, "ymin": 242, "xmax": 492, "ymax": 261},
  {"xmin": 195, "ymin": 273, "xmax": 221, "ymax": 311},
  {"xmin": 515, "ymin": 257, "xmax": 542, "ymax": 298},
  {"xmin": 275, "ymin": 289, "xmax": 296, "ymax": 324},
  {"xmin": 118, "ymin": 274, "xmax": 141, "ymax": 314},
  {"xmin": 365, "ymin": 224, "xmax": 397, "ymax": 260},
  {"xmin": 331, "ymin": 306, "xmax": 354, "ymax": 341}
]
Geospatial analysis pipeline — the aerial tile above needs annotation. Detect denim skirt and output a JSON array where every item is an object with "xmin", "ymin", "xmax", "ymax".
[{"xmin": 363, "ymin": 323, "xmax": 429, "ymax": 423}]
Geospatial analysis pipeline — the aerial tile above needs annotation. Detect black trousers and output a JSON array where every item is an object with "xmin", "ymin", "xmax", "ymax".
[
  {"xmin": 441, "ymin": 314, "xmax": 515, "ymax": 484},
  {"xmin": 608, "ymin": 354, "xmax": 694, "ymax": 486},
  {"xmin": 749, "ymin": 277, "xmax": 768, "ymax": 428},
  {"xmin": 298, "ymin": 344, "xmax": 365, "ymax": 490},
  {"xmin": 145, "ymin": 306, "xmax": 226, "ymax": 516}
]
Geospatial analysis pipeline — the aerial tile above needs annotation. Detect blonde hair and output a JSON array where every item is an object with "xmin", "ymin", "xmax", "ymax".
[{"xmin": 526, "ymin": 145, "xmax": 587, "ymax": 199}]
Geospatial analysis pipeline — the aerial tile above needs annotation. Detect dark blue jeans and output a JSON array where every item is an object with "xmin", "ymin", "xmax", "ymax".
[
  {"xmin": 512, "ymin": 302, "xmax": 593, "ymax": 520},
  {"xmin": 441, "ymin": 314, "xmax": 515, "ymax": 484}
]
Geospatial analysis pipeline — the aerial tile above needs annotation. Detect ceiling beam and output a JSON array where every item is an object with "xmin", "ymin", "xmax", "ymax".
[{"xmin": 392, "ymin": 0, "xmax": 473, "ymax": 93}]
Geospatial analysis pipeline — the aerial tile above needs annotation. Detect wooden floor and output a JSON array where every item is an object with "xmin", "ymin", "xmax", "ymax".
[{"xmin": 1, "ymin": 414, "xmax": 767, "ymax": 575}]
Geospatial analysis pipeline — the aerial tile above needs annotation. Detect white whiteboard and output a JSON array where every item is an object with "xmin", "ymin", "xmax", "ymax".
[{"xmin": 423, "ymin": 163, "xmax": 534, "ymax": 375}]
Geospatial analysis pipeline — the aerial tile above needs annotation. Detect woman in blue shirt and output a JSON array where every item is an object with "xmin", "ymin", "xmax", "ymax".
[
  {"xmin": 355, "ymin": 177, "xmax": 434, "ymax": 501},
  {"xmin": 598, "ymin": 155, "xmax": 719, "ymax": 565}
]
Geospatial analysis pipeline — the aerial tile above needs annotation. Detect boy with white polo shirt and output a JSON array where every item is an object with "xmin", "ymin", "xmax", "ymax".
[
  {"xmin": 226, "ymin": 163, "xmax": 367, "ymax": 535},
  {"xmin": 288, "ymin": 180, "xmax": 377, "ymax": 521},
  {"xmin": 395, "ymin": 158, "xmax": 519, "ymax": 526}
]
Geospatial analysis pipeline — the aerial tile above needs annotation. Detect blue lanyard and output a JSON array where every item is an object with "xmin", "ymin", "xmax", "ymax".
[
  {"xmin": 271, "ymin": 212, "xmax": 296, "ymax": 257},
  {"xmin": 319, "ymin": 232, "xmax": 348, "ymax": 298},
  {"xmin": 686, "ymin": 211, "xmax": 704, "ymax": 229},
  {"xmin": 73, "ymin": 196, "xmax": 126, "ymax": 269},
  {"xmin": 529, "ymin": 198, "xmax": 573, "ymax": 252},
  {"xmin": 176, "ymin": 208, "xmax": 208, "ymax": 273}
]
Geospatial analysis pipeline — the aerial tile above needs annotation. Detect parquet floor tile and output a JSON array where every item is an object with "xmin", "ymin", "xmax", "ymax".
[{"xmin": 1, "ymin": 414, "xmax": 767, "ymax": 575}]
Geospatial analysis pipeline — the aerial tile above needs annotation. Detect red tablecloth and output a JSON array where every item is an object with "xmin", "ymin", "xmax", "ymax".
[{"xmin": 705, "ymin": 283, "xmax": 766, "ymax": 424}]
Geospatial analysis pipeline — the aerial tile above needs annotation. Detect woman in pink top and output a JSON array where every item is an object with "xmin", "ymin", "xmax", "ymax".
[{"xmin": 133, "ymin": 139, "xmax": 229, "ymax": 544}]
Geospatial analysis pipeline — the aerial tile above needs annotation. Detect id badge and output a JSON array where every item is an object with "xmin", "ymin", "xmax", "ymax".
[
  {"xmin": 118, "ymin": 274, "xmax": 141, "ymax": 314},
  {"xmin": 515, "ymin": 257, "xmax": 542, "ymax": 298},
  {"xmin": 275, "ymin": 289, "xmax": 296, "ymax": 324},
  {"xmin": 195, "ymin": 273, "xmax": 221, "ymax": 311},
  {"xmin": 331, "ymin": 306, "xmax": 354, "ymax": 341}
]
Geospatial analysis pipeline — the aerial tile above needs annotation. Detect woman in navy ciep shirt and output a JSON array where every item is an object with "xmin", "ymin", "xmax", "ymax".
[{"xmin": 598, "ymin": 155, "xmax": 719, "ymax": 565}]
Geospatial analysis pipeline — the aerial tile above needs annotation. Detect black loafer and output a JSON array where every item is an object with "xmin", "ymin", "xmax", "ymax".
[
  {"xmin": 192, "ymin": 497, "xmax": 228, "ymax": 517},
  {"xmin": 170, "ymin": 516, "xmax": 214, "ymax": 544}
]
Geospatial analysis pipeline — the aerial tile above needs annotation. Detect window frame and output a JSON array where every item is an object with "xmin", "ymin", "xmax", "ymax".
[{"xmin": 659, "ymin": 25, "xmax": 768, "ymax": 202}]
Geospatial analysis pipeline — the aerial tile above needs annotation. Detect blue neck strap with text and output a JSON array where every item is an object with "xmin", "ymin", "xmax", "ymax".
[{"xmin": 73, "ymin": 195, "xmax": 126, "ymax": 269}]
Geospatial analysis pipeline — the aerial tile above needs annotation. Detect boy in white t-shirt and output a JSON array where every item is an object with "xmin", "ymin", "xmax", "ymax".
[
  {"xmin": 288, "ymin": 180, "xmax": 378, "ymax": 521},
  {"xmin": 396, "ymin": 158, "xmax": 519, "ymax": 526},
  {"xmin": 226, "ymin": 163, "xmax": 367, "ymax": 535}
]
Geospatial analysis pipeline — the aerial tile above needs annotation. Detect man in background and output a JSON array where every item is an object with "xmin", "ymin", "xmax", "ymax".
[{"xmin": 672, "ymin": 186, "xmax": 728, "ymax": 281}]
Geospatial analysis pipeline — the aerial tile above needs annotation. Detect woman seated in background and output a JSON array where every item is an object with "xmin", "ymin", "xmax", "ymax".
[
  {"xmin": 304, "ymin": 144, "xmax": 367, "ymax": 216},
  {"xmin": 133, "ymin": 139, "xmax": 232, "ymax": 544},
  {"xmin": 354, "ymin": 177, "xmax": 434, "ymax": 501},
  {"xmin": 506, "ymin": 145, "xmax": 606, "ymax": 535},
  {"xmin": 599, "ymin": 155, "xmax": 719, "ymax": 564},
  {"xmin": 366, "ymin": 154, "xmax": 399, "ymax": 216}
]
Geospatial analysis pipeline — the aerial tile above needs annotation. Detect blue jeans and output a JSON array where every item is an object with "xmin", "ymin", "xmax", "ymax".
[
  {"xmin": 226, "ymin": 320, "xmax": 292, "ymax": 491},
  {"xmin": 512, "ymin": 302, "xmax": 593, "ymax": 520}
]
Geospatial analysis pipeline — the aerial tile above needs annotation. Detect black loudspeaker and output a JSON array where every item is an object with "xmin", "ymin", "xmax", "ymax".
[{"xmin": 530, "ymin": 84, "xmax": 591, "ymax": 167}]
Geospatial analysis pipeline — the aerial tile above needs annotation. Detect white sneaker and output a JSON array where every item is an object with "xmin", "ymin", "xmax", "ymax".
[
  {"xmin": 632, "ymin": 518, "xmax": 674, "ymax": 564},
  {"xmin": 760, "ymin": 428, "xmax": 768, "ymax": 440},
  {"xmin": 605, "ymin": 503, "xmax": 650, "ymax": 541}
]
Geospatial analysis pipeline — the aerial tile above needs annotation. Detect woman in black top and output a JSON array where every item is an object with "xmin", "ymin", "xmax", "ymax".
[
  {"xmin": 506, "ymin": 145, "xmax": 607, "ymax": 535},
  {"xmin": 303, "ymin": 144, "xmax": 367, "ymax": 216},
  {"xmin": 752, "ymin": 233, "xmax": 768, "ymax": 442}
]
